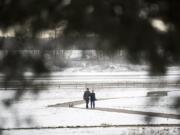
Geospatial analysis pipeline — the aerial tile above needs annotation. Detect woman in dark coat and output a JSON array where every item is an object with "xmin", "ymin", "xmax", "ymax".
[{"xmin": 90, "ymin": 90, "xmax": 96, "ymax": 109}]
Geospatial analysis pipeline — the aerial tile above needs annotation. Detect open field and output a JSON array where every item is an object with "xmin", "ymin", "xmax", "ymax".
[{"xmin": 1, "ymin": 71, "xmax": 180, "ymax": 134}]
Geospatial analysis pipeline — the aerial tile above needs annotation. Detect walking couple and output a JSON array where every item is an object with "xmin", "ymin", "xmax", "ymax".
[{"xmin": 83, "ymin": 88, "xmax": 96, "ymax": 109}]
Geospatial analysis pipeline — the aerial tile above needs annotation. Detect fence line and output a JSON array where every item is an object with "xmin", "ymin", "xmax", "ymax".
[
  {"xmin": 0, "ymin": 80, "xmax": 179, "ymax": 90},
  {"xmin": 56, "ymin": 81, "xmax": 180, "ymax": 89}
]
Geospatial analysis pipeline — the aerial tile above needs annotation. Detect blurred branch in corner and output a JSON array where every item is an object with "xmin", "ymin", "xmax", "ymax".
[
  {"xmin": 0, "ymin": 0, "xmax": 180, "ymax": 132},
  {"xmin": 0, "ymin": 37, "xmax": 50, "ymax": 102},
  {"xmin": 0, "ymin": 0, "xmax": 180, "ymax": 74}
]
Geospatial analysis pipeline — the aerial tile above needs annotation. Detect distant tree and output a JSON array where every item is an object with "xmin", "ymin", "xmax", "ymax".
[{"xmin": 0, "ymin": 0, "xmax": 180, "ymax": 74}]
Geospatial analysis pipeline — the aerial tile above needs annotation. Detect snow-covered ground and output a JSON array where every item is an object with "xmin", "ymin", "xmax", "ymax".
[
  {"xmin": 1, "ymin": 71, "xmax": 180, "ymax": 135},
  {"xmin": 3, "ymin": 127, "xmax": 180, "ymax": 135},
  {"xmin": 1, "ymin": 87, "xmax": 180, "ymax": 128}
]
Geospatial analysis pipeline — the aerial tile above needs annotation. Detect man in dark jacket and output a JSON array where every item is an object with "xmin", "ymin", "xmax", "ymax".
[
  {"xmin": 90, "ymin": 90, "xmax": 96, "ymax": 109},
  {"xmin": 83, "ymin": 88, "xmax": 91, "ymax": 109}
]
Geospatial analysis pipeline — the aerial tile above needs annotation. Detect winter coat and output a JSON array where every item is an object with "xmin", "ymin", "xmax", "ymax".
[
  {"xmin": 83, "ymin": 90, "xmax": 90, "ymax": 100},
  {"xmin": 90, "ymin": 92, "xmax": 96, "ymax": 101}
]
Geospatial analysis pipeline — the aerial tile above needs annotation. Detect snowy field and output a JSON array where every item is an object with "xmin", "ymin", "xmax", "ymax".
[
  {"xmin": 3, "ymin": 127, "xmax": 180, "ymax": 135},
  {"xmin": 1, "ymin": 71, "xmax": 180, "ymax": 135}
]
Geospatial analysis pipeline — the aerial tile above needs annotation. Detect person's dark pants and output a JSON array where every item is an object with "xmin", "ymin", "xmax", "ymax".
[
  {"xmin": 85, "ymin": 99, "xmax": 89, "ymax": 109},
  {"xmin": 91, "ymin": 100, "xmax": 95, "ymax": 108}
]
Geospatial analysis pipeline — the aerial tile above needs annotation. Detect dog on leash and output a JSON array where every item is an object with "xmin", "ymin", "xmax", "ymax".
[{"xmin": 69, "ymin": 103, "xmax": 74, "ymax": 107}]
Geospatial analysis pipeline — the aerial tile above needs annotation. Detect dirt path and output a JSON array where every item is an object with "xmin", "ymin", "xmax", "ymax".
[
  {"xmin": 48, "ymin": 98, "xmax": 180, "ymax": 120},
  {"xmin": 79, "ymin": 107, "xmax": 180, "ymax": 120}
]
